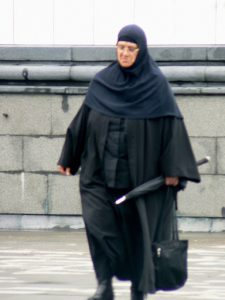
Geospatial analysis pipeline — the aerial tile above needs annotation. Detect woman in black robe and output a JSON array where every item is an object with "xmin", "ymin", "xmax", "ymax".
[{"xmin": 58, "ymin": 24, "xmax": 200, "ymax": 300}]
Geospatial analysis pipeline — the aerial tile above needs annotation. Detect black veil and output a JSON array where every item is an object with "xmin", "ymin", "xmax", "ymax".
[{"xmin": 85, "ymin": 24, "xmax": 182, "ymax": 120}]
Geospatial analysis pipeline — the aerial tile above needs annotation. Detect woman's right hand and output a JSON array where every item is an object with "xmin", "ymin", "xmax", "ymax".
[{"xmin": 58, "ymin": 166, "xmax": 71, "ymax": 176}]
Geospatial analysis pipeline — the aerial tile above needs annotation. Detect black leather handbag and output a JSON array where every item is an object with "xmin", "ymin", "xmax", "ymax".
[{"xmin": 152, "ymin": 216, "xmax": 188, "ymax": 291}]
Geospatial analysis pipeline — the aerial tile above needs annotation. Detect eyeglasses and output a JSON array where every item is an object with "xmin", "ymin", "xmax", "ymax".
[{"xmin": 117, "ymin": 45, "xmax": 139, "ymax": 54}]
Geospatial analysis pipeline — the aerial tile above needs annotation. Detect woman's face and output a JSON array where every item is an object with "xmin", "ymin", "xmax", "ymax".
[{"xmin": 116, "ymin": 41, "xmax": 139, "ymax": 68}]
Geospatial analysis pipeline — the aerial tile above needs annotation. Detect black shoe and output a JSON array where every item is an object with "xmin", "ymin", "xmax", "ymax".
[
  {"xmin": 131, "ymin": 284, "xmax": 144, "ymax": 300},
  {"xmin": 88, "ymin": 279, "xmax": 114, "ymax": 300}
]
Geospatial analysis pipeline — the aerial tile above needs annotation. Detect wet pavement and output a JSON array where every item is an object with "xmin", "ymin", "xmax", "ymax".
[{"xmin": 0, "ymin": 230, "xmax": 224, "ymax": 300}]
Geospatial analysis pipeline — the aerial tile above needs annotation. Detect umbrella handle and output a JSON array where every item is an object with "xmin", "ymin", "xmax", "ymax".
[{"xmin": 115, "ymin": 156, "xmax": 210, "ymax": 205}]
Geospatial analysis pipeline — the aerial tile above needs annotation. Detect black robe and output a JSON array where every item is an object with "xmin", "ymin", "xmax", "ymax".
[{"xmin": 58, "ymin": 103, "xmax": 200, "ymax": 294}]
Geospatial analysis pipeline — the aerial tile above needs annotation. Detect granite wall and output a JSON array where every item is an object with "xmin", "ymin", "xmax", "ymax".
[{"xmin": 0, "ymin": 47, "xmax": 225, "ymax": 231}]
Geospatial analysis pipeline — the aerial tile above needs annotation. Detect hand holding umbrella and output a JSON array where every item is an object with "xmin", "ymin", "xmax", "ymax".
[{"xmin": 115, "ymin": 156, "xmax": 210, "ymax": 205}]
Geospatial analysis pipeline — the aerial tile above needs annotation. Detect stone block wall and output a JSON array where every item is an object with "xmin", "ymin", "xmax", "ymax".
[
  {"xmin": 177, "ymin": 96, "xmax": 225, "ymax": 218},
  {"xmin": 0, "ymin": 46, "xmax": 225, "ymax": 230},
  {"xmin": 1, "ymin": 93, "xmax": 225, "ymax": 220},
  {"xmin": 0, "ymin": 94, "xmax": 83, "ymax": 216}
]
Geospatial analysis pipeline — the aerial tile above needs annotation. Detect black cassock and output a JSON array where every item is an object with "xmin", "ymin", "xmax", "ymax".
[{"xmin": 58, "ymin": 103, "xmax": 200, "ymax": 294}]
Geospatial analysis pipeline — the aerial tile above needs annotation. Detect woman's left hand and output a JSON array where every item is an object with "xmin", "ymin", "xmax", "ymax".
[{"xmin": 165, "ymin": 177, "xmax": 179, "ymax": 186}]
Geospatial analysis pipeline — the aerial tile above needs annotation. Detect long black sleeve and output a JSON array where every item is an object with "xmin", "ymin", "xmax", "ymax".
[
  {"xmin": 160, "ymin": 117, "xmax": 200, "ymax": 183},
  {"xmin": 58, "ymin": 104, "xmax": 90, "ymax": 175}
]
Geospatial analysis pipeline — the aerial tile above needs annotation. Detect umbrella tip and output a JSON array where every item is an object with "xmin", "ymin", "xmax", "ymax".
[{"xmin": 115, "ymin": 196, "xmax": 126, "ymax": 205}]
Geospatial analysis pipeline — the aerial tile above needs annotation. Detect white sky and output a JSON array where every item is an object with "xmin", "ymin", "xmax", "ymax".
[{"xmin": 0, "ymin": 0, "xmax": 225, "ymax": 45}]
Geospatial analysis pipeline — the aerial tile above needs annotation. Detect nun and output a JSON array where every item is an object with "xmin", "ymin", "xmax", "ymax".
[{"xmin": 58, "ymin": 24, "xmax": 200, "ymax": 300}]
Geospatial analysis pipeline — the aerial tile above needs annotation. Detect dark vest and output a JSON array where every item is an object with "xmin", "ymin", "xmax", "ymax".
[{"xmin": 104, "ymin": 118, "xmax": 131, "ymax": 189}]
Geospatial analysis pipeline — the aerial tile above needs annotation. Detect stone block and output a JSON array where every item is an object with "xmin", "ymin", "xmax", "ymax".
[
  {"xmin": 0, "ymin": 85, "xmax": 87, "ymax": 95},
  {"xmin": 0, "ymin": 215, "xmax": 84, "ymax": 230},
  {"xmin": 27, "ymin": 65, "xmax": 69, "ymax": 81},
  {"xmin": 190, "ymin": 137, "xmax": 216, "ymax": 174},
  {"xmin": 178, "ymin": 218, "xmax": 225, "ymax": 233},
  {"xmin": 0, "ymin": 174, "xmax": 21, "ymax": 214},
  {"xmin": 22, "ymin": 173, "xmax": 48, "ymax": 214},
  {"xmin": 70, "ymin": 66, "xmax": 104, "ymax": 81},
  {"xmin": 178, "ymin": 175, "xmax": 225, "ymax": 218},
  {"xmin": 173, "ymin": 85, "xmax": 225, "ymax": 95},
  {"xmin": 178, "ymin": 217, "xmax": 212, "ymax": 232},
  {"xmin": 0, "ymin": 136, "xmax": 23, "ymax": 171},
  {"xmin": 211, "ymin": 219, "xmax": 225, "ymax": 232},
  {"xmin": 72, "ymin": 47, "xmax": 116, "ymax": 61},
  {"xmin": 0, "ymin": 47, "xmax": 71, "ymax": 61},
  {"xmin": 51, "ymin": 95, "xmax": 84, "ymax": 135},
  {"xmin": 0, "ymin": 173, "xmax": 47, "ymax": 214},
  {"xmin": 0, "ymin": 65, "xmax": 70, "ymax": 81},
  {"xmin": 149, "ymin": 47, "xmax": 207, "ymax": 62},
  {"xmin": 0, "ymin": 94, "xmax": 54, "ymax": 135},
  {"xmin": 0, "ymin": 215, "xmax": 24, "ymax": 230},
  {"xmin": 48, "ymin": 174, "xmax": 81, "ymax": 215},
  {"xmin": 24, "ymin": 137, "xmax": 64, "ymax": 172},
  {"xmin": 217, "ymin": 138, "xmax": 225, "ymax": 175},
  {"xmin": 207, "ymin": 47, "xmax": 225, "ymax": 61},
  {"xmin": 161, "ymin": 66, "xmax": 205, "ymax": 82},
  {"xmin": 177, "ymin": 96, "xmax": 225, "ymax": 137},
  {"xmin": 205, "ymin": 66, "xmax": 225, "ymax": 82}
]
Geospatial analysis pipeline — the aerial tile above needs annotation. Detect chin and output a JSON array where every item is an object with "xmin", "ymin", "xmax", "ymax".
[{"xmin": 120, "ymin": 62, "xmax": 132, "ymax": 68}]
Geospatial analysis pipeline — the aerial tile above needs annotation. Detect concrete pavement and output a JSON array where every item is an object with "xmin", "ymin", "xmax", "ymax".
[{"xmin": 0, "ymin": 230, "xmax": 224, "ymax": 300}]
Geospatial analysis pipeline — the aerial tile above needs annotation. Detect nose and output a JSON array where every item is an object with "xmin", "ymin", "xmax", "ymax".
[{"xmin": 122, "ymin": 47, "xmax": 129, "ymax": 56}]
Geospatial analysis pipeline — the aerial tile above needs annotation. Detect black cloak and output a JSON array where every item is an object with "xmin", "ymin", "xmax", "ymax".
[
  {"xmin": 58, "ymin": 25, "xmax": 200, "ymax": 294},
  {"xmin": 58, "ymin": 105, "xmax": 200, "ymax": 293}
]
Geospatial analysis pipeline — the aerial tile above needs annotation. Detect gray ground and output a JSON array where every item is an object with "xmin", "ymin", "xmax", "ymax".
[{"xmin": 0, "ymin": 230, "xmax": 224, "ymax": 300}]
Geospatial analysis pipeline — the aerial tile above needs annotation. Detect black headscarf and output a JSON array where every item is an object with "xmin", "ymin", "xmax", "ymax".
[{"xmin": 85, "ymin": 24, "xmax": 182, "ymax": 119}]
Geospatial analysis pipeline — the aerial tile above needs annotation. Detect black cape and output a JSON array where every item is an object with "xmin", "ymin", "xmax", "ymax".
[
  {"xmin": 58, "ymin": 104, "xmax": 200, "ymax": 293},
  {"xmin": 85, "ymin": 24, "xmax": 182, "ymax": 120}
]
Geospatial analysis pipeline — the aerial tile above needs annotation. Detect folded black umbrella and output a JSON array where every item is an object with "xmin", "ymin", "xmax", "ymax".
[{"xmin": 115, "ymin": 156, "xmax": 210, "ymax": 205}]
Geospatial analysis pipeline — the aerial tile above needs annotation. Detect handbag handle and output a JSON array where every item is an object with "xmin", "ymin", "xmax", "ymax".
[
  {"xmin": 156, "ymin": 187, "xmax": 180, "ymax": 241},
  {"xmin": 172, "ymin": 208, "xmax": 179, "ymax": 241}
]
